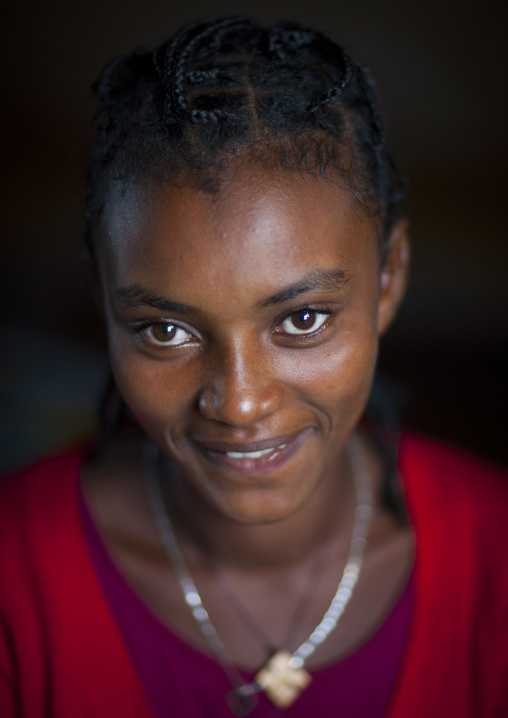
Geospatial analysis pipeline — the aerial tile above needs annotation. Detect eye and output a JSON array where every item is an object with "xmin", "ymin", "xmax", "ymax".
[
  {"xmin": 140, "ymin": 322, "xmax": 194, "ymax": 347},
  {"xmin": 279, "ymin": 310, "xmax": 330, "ymax": 336}
]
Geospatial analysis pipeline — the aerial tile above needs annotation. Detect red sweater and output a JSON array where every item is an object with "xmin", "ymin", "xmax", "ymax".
[{"xmin": 1, "ymin": 434, "xmax": 507, "ymax": 717}]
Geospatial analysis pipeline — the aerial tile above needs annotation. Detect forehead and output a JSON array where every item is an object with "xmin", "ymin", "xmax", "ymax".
[{"xmin": 98, "ymin": 169, "xmax": 379, "ymax": 301}]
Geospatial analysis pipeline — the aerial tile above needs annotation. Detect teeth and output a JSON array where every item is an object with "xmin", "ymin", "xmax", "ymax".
[{"xmin": 226, "ymin": 444, "xmax": 286, "ymax": 460}]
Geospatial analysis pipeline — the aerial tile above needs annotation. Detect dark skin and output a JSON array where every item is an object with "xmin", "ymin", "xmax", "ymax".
[{"xmin": 83, "ymin": 167, "xmax": 413, "ymax": 670}]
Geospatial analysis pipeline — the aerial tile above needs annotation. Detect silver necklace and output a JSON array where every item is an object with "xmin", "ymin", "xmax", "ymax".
[{"xmin": 144, "ymin": 433, "xmax": 372, "ymax": 715}]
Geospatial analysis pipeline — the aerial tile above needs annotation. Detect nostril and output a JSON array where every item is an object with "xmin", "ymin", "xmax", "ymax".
[
  {"xmin": 197, "ymin": 382, "xmax": 284, "ymax": 427},
  {"xmin": 198, "ymin": 390, "xmax": 215, "ymax": 420}
]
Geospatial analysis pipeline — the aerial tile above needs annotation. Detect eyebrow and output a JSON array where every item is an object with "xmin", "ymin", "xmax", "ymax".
[
  {"xmin": 113, "ymin": 268, "xmax": 350, "ymax": 314},
  {"xmin": 257, "ymin": 268, "xmax": 350, "ymax": 309},
  {"xmin": 113, "ymin": 286, "xmax": 192, "ymax": 313}
]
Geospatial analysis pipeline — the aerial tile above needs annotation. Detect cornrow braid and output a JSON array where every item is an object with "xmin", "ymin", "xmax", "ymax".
[
  {"xmin": 154, "ymin": 16, "xmax": 250, "ymax": 125},
  {"xmin": 266, "ymin": 21, "xmax": 316, "ymax": 60},
  {"xmin": 307, "ymin": 52, "xmax": 353, "ymax": 111},
  {"xmin": 86, "ymin": 16, "xmax": 407, "ymax": 252}
]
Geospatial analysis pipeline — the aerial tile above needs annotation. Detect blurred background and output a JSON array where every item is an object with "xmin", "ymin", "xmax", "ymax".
[{"xmin": 1, "ymin": 0, "xmax": 507, "ymax": 473}]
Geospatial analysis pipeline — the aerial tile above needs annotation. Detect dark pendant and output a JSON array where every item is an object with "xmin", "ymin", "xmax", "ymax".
[{"xmin": 226, "ymin": 684, "xmax": 259, "ymax": 716}]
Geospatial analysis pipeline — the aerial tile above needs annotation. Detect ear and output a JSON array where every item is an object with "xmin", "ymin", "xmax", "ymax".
[{"xmin": 377, "ymin": 218, "xmax": 410, "ymax": 336}]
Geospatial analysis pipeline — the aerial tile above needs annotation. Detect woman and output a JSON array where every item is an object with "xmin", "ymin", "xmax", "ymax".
[{"xmin": 1, "ymin": 16, "xmax": 507, "ymax": 717}]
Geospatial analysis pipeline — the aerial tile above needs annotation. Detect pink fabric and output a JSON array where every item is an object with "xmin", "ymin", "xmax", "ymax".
[{"xmin": 80, "ymin": 487, "xmax": 413, "ymax": 717}]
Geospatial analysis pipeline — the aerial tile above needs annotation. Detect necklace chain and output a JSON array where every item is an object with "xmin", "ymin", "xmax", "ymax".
[{"xmin": 144, "ymin": 433, "xmax": 373, "ymax": 714}]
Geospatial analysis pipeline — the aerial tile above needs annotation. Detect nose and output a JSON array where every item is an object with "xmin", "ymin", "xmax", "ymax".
[{"xmin": 197, "ymin": 341, "xmax": 285, "ymax": 427}]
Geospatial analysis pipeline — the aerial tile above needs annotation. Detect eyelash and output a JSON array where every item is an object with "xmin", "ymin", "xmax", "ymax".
[
  {"xmin": 135, "ymin": 322, "xmax": 196, "ymax": 348},
  {"xmin": 275, "ymin": 306, "xmax": 334, "ymax": 340},
  {"xmin": 133, "ymin": 305, "xmax": 335, "ymax": 349}
]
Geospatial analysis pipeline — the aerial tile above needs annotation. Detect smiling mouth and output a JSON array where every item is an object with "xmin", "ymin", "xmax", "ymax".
[{"xmin": 194, "ymin": 428, "xmax": 311, "ymax": 473}]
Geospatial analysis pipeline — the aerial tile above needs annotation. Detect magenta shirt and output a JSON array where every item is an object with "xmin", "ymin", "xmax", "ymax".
[{"xmin": 80, "ymin": 490, "xmax": 412, "ymax": 717}]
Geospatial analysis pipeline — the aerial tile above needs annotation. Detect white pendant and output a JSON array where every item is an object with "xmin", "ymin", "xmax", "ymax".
[{"xmin": 255, "ymin": 650, "xmax": 312, "ymax": 709}]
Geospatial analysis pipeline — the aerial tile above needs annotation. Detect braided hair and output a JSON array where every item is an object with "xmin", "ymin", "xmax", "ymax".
[
  {"xmin": 85, "ymin": 16, "xmax": 406, "ymax": 262},
  {"xmin": 88, "ymin": 16, "xmax": 408, "ymax": 520}
]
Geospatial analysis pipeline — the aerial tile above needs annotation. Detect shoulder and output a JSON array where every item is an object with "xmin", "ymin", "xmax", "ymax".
[
  {"xmin": 399, "ymin": 432, "xmax": 508, "ymax": 554},
  {"xmin": 0, "ymin": 441, "xmax": 94, "ymax": 629},
  {"xmin": 0, "ymin": 442, "xmax": 91, "ymax": 553},
  {"xmin": 399, "ymin": 432, "xmax": 508, "ymax": 500},
  {"xmin": 388, "ymin": 437, "xmax": 508, "ymax": 718},
  {"xmin": 0, "ymin": 442, "xmax": 90, "ymax": 501}
]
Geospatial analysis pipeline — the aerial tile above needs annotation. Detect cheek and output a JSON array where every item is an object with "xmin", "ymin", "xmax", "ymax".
[
  {"xmin": 286, "ymin": 324, "xmax": 378, "ymax": 415},
  {"xmin": 108, "ymin": 331, "xmax": 196, "ymax": 427}
]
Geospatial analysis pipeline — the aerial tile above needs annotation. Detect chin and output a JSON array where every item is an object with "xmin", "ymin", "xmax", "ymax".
[{"xmin": 204, "ymin": 483, "xmax": 310, "ymax": 526}]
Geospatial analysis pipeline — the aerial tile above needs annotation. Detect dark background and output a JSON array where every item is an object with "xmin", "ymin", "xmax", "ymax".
[{"xmin": 1, "ymin": 0, "xmax": 507, "ymax": 473}]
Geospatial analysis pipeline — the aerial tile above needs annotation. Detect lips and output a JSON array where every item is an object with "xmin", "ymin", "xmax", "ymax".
[{"xmin": 194, "ymin": 428, "xmax": 312, "ymax": 473}]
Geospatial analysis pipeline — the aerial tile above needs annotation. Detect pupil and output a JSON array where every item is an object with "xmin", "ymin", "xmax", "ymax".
[
  {"xmin": 153, "ymin": 324, "xmax": 175, "ymax": 341},
  {"xmin": 293, "ymin": 311, "xmax": 314, "ymax": 330}
]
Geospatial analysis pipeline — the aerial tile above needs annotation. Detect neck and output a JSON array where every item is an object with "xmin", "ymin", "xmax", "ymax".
[{"xmin": 161, "ymin": 443, "xmax": 358, "ymax": 572}]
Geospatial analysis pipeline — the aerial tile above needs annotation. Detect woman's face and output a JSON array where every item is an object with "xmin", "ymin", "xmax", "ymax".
[{"xmin": 98, "ymin": 168, "xmax": 407, "ymax": 524}]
